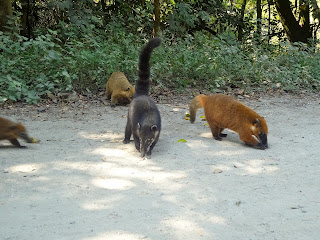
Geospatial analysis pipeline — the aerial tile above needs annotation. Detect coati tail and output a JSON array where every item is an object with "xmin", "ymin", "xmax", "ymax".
[
  {"xmin": 135, "ymin": 37, "xmax": 162, "ymax": 96},
  {"xmin": 189, "ymin": 94, "xmax": 207, "ymax": 123}
]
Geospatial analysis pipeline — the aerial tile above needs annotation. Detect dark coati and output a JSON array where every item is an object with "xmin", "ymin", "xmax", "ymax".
[
  {"xmin": 0, "ymin": 117, "xmax": 33, "ymax": 148},
  {"xmin": 106, "ymin": 71, "xmax": 135, "ymax": 107},
  {"xmin": 189, "ymin": 94, "xmax": 268, "ymax": 149},
  {"xmin": 123, "ymin": 38, "xmax": 162, "ymax": 158}
]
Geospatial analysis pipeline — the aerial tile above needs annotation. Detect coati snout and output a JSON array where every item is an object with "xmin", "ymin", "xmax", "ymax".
[
  {"xmin": 251, "ymin": 118, "xmax": 268, "ymax": 149},
  {"xmin": 137, "ymin": 124, "xmax": 159, "ymax": 158}
]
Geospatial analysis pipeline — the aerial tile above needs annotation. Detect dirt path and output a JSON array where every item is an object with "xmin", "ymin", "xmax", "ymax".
[{"xmin": 1, "ymin": 94, "xmax": 319, "ymax": 240}]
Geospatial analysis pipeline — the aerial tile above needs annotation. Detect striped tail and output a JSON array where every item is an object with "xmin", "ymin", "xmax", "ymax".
[{"xmin": 135, "ymin": 37, "xmax": 161, "ymax": 96}]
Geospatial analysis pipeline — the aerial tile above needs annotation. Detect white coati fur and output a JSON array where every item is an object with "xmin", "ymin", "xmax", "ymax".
[{"xmin": 123, "ymin": 38, "xmax": 161, "ymax": 158}]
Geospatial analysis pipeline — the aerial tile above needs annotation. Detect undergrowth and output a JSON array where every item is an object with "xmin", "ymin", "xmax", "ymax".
[{"xmin": 0, "ymin": 27, "xmax": 319, "ymax": 104}]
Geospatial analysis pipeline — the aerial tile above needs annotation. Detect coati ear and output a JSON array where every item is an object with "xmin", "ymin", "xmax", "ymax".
[
  {"xmin": 253, "ymin": 118, "xmax": 261, "ymax": 127},
  {"xmin": 137, "ymin": 123, "xmax": 141, "ymax": 129},
  {"xmin": 151, "ymin": 125, "xmax": 157, "ymax": 132}
]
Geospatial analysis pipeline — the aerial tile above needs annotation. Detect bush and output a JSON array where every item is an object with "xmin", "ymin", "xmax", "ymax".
[{"xmin": 0, "ymin": 28, "xmax": 319, "ymax": 104}]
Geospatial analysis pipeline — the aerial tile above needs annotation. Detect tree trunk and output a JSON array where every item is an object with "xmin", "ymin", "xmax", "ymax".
[
  {"xmin": 256, "ymin": 0, "xmax": 262, "ymax": 39},
  {"xmin": 237, "ymin": 0, "xmax": 247, "ymax": 41},
  {"xmin": 267, "ymin": 0, "xmax": 271, "ymax": 43},
  {"xmin": 153, "ymin": 0, "xmax": 160, "ymax": 37},
  {"xmin": 310, "ymin": 0, "xmax": 320, "ymax": 39},
  {"xmin": 0, "ymin": 0, "xmax": 13, "ymax": 32},
  {"xmin": 21, "ymin": 0, "xmax": 32, "ymax": 38},
  {"xmin": 274, "ymin": 0, "xmax": 311, "ymax": 43}
]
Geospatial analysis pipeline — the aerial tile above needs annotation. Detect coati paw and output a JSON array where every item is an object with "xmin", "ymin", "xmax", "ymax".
[
  {"xmin": 214, "ymin": 136, "xmax": 222, "ymax": 141},
  {"xmin": 123, "ymin": 139, "xmax": 130, "ymax": 144},
  {"xmin": 111, "ymin": 104, "xmax": 116, "ymax": 108}
]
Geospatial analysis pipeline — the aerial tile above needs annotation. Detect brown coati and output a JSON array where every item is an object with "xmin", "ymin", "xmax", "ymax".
[
  {"xmin": 189, "ymin": 94, "xmax": 268, "ymax": 149},
  {"xmin": 123, "ymin": 38, "xmax": 161, "ymax": 158},
  {"xmin": 106, "ymin": 71, "xmax": 135, "ymax": 107},
  {"xmin": 0, "ymin": 117, "xmax": 33, "ymax": 148}
]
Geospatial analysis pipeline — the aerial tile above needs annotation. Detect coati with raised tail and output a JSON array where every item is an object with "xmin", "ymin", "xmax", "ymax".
[
  {"xmin": 189, "ymin": 94, "xmax": 268, "ymax": 149},
  {"xmin": 123, "ymin": 38, "xmax": 162, "ymax": 158},
  {"xmin": 106, "ymin": 71, "xmax": 135, "ymax": 107},
  {"xmin": 0, "ymin": 117, "xmax": 33, "ymax": 148}
]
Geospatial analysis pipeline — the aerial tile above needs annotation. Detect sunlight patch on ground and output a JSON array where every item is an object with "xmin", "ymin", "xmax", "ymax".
[
  {"xmin": 186, "ymin": 139, "xmax": 246, "ymax": 156},
  {"xmin": 172, "ymin": 107, "xmax": 184, "ymax": 112},
  {"xmin": 92, "ymin": 177, "xmax": 135, "ymax": 190},
  {"xmin": 205, "ymin": 215, "xmax": 227, "ymax": 225},
  {"xmin": 82, "ymin": 195, "xmax": 124, "ymax": 210},
  {"xmin": 213, "ymin": 149, "xmax": 247, "ymax": 156},
  {"xmin": 161, "ymin": 194, "xmax": 179, "ymax": 204},
  {"xmin": 78, "ymin": 131, "xmax": 122, "ymax": 140},
  {"xmin": 210, "ymin": 164, "xmax": 232, "ymax": 172},
  {"xmin": 107, "ymin": 167, "xmax": 187, "ymax": 182},
  {"xmin": 98, "ymin": 167, "xmax": 187, "ymax": 193},
  {"xmin": 91, "ymin": 147, "xmax": 127, "ymax": 158},
  {"xmin": 162, "ymin": 218, "xmax": 208, "ymax": 237},
  {"xmin": 83, "ymin": 231, "xmax": 147, "ymax": 240},
  {"xmin": 9, "ymin": 164, "xmax": 41, "ymax": 173},
  {"xmin": 199, "ymin": 132, "xmax": 213, "ymax": 138},
  {"xmin": 235, "ymin": 159, "xmax": 279, "ymax": 175}
]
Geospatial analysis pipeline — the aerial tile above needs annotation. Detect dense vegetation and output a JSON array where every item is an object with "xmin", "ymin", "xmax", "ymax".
[{"xmin": 0, "ymin": 0, "xmax": 319, "ymax": 103}]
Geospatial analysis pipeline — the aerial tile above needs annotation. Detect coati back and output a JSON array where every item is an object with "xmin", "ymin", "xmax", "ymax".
[
  {"xmin": 106, "ymin": 71, "xmax": 135, "ymax": 107},
  {"xmin": 189, "ymin": 94, "xmax": 268, "ymax": 149},
  {"xmin": 123, "ymin": 38, "xmax": 162, "ymax": 158},
  {"xmin": 0, "ymin": 117, "xmax": 33, "ymax": 148}
]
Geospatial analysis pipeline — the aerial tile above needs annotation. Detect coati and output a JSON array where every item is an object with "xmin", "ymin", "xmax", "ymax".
[
  {"xmin": 123, "ymin": 38, "xmax": 162, "ymax": 158},
  {"xmin": 106, "ymin": 71, "xmax": 135, "ymax": 107},
  {"xmin": 189, "ymin": 94, "xmax": 268, "ymax": 149},
  {"xmin": 0, "ymin": 117, "xmax": 33, "ymax": 148}
]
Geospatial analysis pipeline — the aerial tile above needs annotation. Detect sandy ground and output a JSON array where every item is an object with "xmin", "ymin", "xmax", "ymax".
[{"xmin": 0, "ymin": 94, "xmax": 320, "ymax": 240}]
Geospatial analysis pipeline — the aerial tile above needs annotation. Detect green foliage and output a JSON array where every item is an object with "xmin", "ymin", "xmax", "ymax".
[
  {"xmin": 0, "ymin": 29, "xmax": 72, "ymax": 103},
  {"xmin": 152, "ymin": 33, "xmax": 320, "ymax": 93},
  {"xmin": 1, "ymin": 26, "xmax": 319, "ymax": 104}
]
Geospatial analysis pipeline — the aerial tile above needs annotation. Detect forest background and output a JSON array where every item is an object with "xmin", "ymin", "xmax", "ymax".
[{"xmin": 0, "ymin": 0, "xmax": 319, "ymax": 104}]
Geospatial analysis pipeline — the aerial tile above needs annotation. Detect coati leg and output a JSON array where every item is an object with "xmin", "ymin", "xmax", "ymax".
[
  {"xmin": 9, "ymin": 139, "xmax": 26, "ymax": 148},
  {"xmin": 208, "ymin": 122, "xmax": 223, "ymax": 141},
  {"xmin": 238, "ymin": 130, "xmax": 266, "ymax": 150},
  {"xmin": 133, "ymin": 134, "xmax": 140, "ymax": 151},
  {"xmin": 123, "ymin": 123, "xmax": 132, "ymax": 144},
  {"xmin": 110, "ymin": 93, "xmax": 119, "ymax": 108}
]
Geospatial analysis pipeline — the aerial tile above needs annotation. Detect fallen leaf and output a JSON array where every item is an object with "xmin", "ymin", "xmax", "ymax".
[
  {"xmin": 30, "ymin": 137, "xmax": 40, "ymax": 143},
  {"xmin": 177, "ymin": 139, "xmax": 187, "ymax": 143}
]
